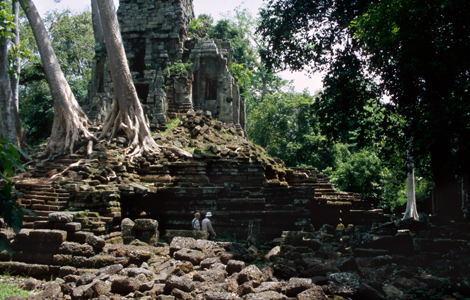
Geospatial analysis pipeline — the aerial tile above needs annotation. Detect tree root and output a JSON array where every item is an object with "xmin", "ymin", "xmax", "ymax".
[
  {"xmin": 39, "ymin": 109, "xmax": 96, "ymax": 159},
  {"xmin": 97, "ymin": 101, "xmax": 192, "ymax": 161}
]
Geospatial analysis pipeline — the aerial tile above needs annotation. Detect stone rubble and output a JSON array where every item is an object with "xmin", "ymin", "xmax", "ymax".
[{"xmin": 1, "ymin": 214, "xmax": 469, "ymax": 300}]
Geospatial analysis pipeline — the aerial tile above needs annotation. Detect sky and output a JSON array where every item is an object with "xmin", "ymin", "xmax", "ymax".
[{"xmin": 33, "ymin": 0, "xmax": 323, "ymax": 93}]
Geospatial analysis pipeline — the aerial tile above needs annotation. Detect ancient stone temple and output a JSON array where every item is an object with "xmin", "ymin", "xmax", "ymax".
[
  {"xmin": 5, "ymin": 0, "xmax": 385, "ymax": 259},
  {"xmin": 86, "ymin": 0, "xmax": 245, "ymax": 135}
]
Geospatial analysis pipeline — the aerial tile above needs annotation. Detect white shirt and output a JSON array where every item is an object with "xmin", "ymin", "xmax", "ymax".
[{"xmin": 201, "ymin": 217, "xmax": 216, "ymax": 236}]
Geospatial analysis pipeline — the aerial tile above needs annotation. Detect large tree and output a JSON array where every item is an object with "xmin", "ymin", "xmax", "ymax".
[
  {"xmin": 95, "ymin": 0, "xmax": 190, "ymax": 158},
  {"xmin": 258, "ymin": 0, "xmax": 470, "ymax": 220},
  {"xmin": 19, "ymin": 8, "xmax": 94, "ymax": 145},
  {"xmin": 0, "ymin": 0, "xmax": 26, "ymax": 149},
  {"xmin": 353, "ymin": 0, "xmax": 470, "ymax": 219},
  {"xmin": 19, "ymin": 0, "xmax": 94, "ymax": 157},
  {"xmin": 10, "ymin": 0, "xmax": 20, "ymax": 112}
]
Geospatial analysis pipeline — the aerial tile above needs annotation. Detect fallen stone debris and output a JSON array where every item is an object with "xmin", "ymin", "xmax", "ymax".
[{"xmin": 0, "ymin": 214, "xmax": 469, "ymax": 300}]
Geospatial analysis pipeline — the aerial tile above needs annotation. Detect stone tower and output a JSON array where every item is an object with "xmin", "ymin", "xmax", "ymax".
[{"xmin": 87, "ymin": 0, "xmax": 246, "ymax": 135}]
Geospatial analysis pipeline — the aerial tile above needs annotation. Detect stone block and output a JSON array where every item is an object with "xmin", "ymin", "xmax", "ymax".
[
  {"xmin": 0, "ymin": 261, "xmax": 49, "ymax": 277},
  {"xmin": 49, "ymin": 212, "xmax": 75, "ymax": 223},
  {"xmin": 86, "ymin": 234, "xmax": 106, "ymax": 249},
  {"xmin": 134, "ymin": 219, "xmax": 158, "ymax": 231},
  {"xmin": 33, "ymin": 221, "xmax": 53, "ymax": 229},
  {"xmin": 38, "ymin": 242, "xmax": 62, "ymax": 253},
  {"xmin": 65, "ymin": 184, "xmax": 79, "ymax": 192},
  {"xmin": 28, "ymin": 230, "xmax": 49, "ymax": 243},
  {"xmin": 11, "ymin": 251, "xmax": 34, "ymax": 264},
  {"xmin": 14, "ymin": 229, "xmax": 31, "ymax": 243},
  {"xmin": 72, "ymin": 256, "xmax": 95, "ymax": 268},
  {"xmin": 67, "ymin": 231, "xmax": 93, "ymax": 243},
  {"xmin": 164, "ymin": 229, "xmax": 209, "ymax": 244},
  {"xmin": 59, "ymin": 242, "xmax": 95, "ymax": 257},
  {"xmin": 53, "ymin": 254, "xmax": 73, "ymax": 265},
  {"xmin": 47, "ymin": 230, "xmax": 68, "ymax": 243},
  {"xmin": 129, "ymin": 182, "xmax": 149, "ymax": 195},
  {"xmin": 53, "ymin": 222, "xmax": 82, "ymax": 232}
]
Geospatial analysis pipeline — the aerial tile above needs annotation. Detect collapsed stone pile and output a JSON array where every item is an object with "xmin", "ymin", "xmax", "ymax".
[
  {"xmin": 0, "ymin": 212, "xmax": 107, "ymax": 274},
  {"xmin": 2, "ymin": 213, "xmax": 470, "ymax": 300}
]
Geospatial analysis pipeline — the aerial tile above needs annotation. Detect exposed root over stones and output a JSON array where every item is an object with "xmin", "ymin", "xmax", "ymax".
[
  {"xmin": 98, "ymin": 99, "xmax": 191, "ymax": 161},
  {"xmin": 38, "ymin": 96, "xmax": 96, "ymax": 159}
]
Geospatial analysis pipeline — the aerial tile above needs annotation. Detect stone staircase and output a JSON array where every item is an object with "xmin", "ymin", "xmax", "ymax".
[
  {"xmin": 15, "ymin": 180, "xmax": 69, "ymax": 228},
  {"xmin": 291, "ymin": 167, "xmax": 385, "ymax": 228},
  {"xmin": 14, "ymin": 153, "xmax": 110, "ymax": 234},
  {"xmin": 31, "ymin": 154, "xmax": 86, "ymax": 178}
]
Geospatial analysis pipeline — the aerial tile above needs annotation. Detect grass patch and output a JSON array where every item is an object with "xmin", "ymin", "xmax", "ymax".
[
  {"xmin": 160, "ymin": 118, "xmax": 181, "ymax": 139},
  {"xmin": 0, "ymin": 281, "xmax": 31, "ymax": 299},
  {"xmin": 166, "ymin": 118, "xmax": 181, "ymax": 132}
]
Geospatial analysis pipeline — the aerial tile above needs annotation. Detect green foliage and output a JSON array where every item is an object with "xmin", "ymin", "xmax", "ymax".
[
  {"xmin": 390, "ymin": 176, "xmax": 434, "ymax": 213},
  {"xmin": 250, "ymin": 256, "xmax": 270, "ymax": 269},
  {"xmin": 257, "ymin": 0, "xmax": 369, "ymax": 72},
  {"xmin": 216, "ymin": 231, "xmax": 247, "ymax": 245},
  {"xmin": 189, "ymin": 14, "xmax": 213, "ymax": 38},
  {"xmin": 0, "ymin": 141, "xmax": 27, "ymax": 181},
  {"xmin": 18, "ymin": 83, "xmax": 53, "ymax": 145},
  {"xmin": 248, "ymin": 89, "xmax": 338, "ymax": 170},
  {"xmin": 0, "ymin": 2, "xmax": 15, "ymax": 41},
  {"xmin": 405, "ymin": 277, "xmax": 452, "ymax": 299},
  {"xmin": 165, "ymin": 118, "xmax": 181, "ymax": 132},
  {"xmin": 229, "ymin": 62, "xmax": 252, "ymax": 89},
  {"xmin": 0, "ymin": 139, "xmax": 35, "ymax": 254},
  {"xmin": 328, "ymin": 146, "xmax": 384, "ymax": 197},
  {"xmin": 0, "ymin": 281, "xmax": 31, "ymax": 299},
  {"xmin": 207, "ymin": 7, "xmax": 258, "ymax": 69},
  {"xmin": 0, "ymin": 0, "xmax": 31, "ymax": 80},
  {"xmin": 351, "ymin": 0, "xmax": 470, "ymax": 175},
  {"xmin": 44, "ymin": 9, "xmax": 94, "ymax": 80},
  {"xmin": 166, "ymin": 62, "xmax": 192, "ymax": 78},
  {"xmin": 258, "ymin": 0, "xmax": 470, "ymax": 186}
]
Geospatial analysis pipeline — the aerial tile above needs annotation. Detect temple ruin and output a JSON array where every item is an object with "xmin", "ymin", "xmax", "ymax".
[
  {"xmin": 86, "ymin": 0, "xmax": 246, "ymax": 135},
  {"xmin": 6, "ymin": 0, "xmax": 382, "ymax": 259},
  {"xmin": 2, "ymin": 3, "xmax": 470, "ymax": 297}
]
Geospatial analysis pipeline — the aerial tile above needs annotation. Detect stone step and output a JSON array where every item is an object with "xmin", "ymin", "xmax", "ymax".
[
  {"xmin": 21, "ymin": 193, "xmax": 60, "ymax": 199},
  {"xmin": 353, "ymin": 248, "xmax": 390, "ymax": 257},
  {"xmin": 22, "ymin": 222, "xmax": 34, "ymax": 229},
  {"xmin": 46, "ymin": 200, "xmax": 69, "ymax": 206},
  {"xmin": 19, "ymin": 199, "xmax": 32, "ymax": 205},
  {"xmin": 20, "ymin": 199, "xmax": 46, "ymax": 205},
  {"xmin": 315, "ymin": 189, "xmax": 338, "ymax": 194},
  {"xmin": 30, "ymin": 204, "xmax": 67, "ymax": 211},
  {"xmin": 328, "ymin": 200, "xmax": 352, "ymax": 205},
  {"xmin": 48, "ymin": 158, "xmax": 82, "ymax": 165},
  {"xmin": 15, "ymin": 184, "xmax": 53, "ymax": 191},
  {"xmin": 35, "ymin": 211, "xmax": 57, "ymax": 217},
  {"xmin": 23, "ymin": 215, "xmax": 48, "ymax": 222},
  {"xmin": 22, "ymin": 194, "xmax": 68, "ymax": 201},
  {"xmin": 26, "ymin": 191, "xmax": 60, "ymax": 197}
]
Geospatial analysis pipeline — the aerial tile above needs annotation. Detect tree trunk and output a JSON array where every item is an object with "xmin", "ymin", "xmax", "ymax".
[
  {"xmin": 403, "ymin": 164, "xmax": 419, "ymax": 220},
  {"xmin": 431, "ymin": 142, "xmax": 462, "ymax": 220},
  {"xmin": 0, "ymin": 0, "xmax": 26, "ymax": 149},
  {"xmin": 96, "ymin": 0, "xmax": 191, "ymax": 158},
  {"xmin": 91, "ymin": 0, "xmax": 104, "ymax": 45},
  {"xmin": 19, "ymin": 0, "xmax": 93, "ymax": 157},
  {"xmin": 11, "ymin": 0, "xmax": 20, "ymax": 111},
  {"xmin": 403, "ymin": 126, "xmax": 418, "ymax": 220}
]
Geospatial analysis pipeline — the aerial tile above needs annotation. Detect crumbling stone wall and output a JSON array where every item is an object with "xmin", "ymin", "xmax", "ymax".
[{"xmin": 0, "ymin": 212, "xmax": 107, "ymax": 278}]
